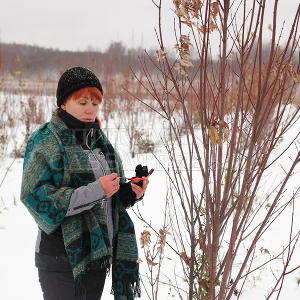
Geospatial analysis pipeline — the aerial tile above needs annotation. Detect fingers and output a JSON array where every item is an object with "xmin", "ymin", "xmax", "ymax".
[
  {"xmin": 111, "ymin": 174, "xmax": 120, "ymax": 189},
  {"xmin": 100, "ymin": 173, "xmax": 149, "ymax": 200},
  {"xmin": 110, "ymin": 173, "xmax": 119, "ymax": 180},
  {"xmin": 131, "ymin": 182, "xmax": 147, "ymax": 199},
  {"xmin": 99, "ymin": 173, "xmax": 120, "ymax": 198},
  {"xmin": 131, "ymin": 178, "xmax": 149, "ymax": 192},
  {"xmin": 142, "ymin": 177, "xmax": 149, "ymax": 188},
  {"xmin": 110, "ymin": 174, "xmax": 120, "ymax": 195},
  {"xmin": 111, "ymin": 174, "xmax": 119, "ymax": 185},
  {"xmin": 131, "ymin": 183, "xmax": 143, "ymax": 193}
]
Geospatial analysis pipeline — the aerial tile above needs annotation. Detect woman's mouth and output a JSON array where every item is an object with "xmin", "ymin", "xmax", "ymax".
[{"xmin": 82, "ymin": 118, "xmax": 94, "ymax": 122}]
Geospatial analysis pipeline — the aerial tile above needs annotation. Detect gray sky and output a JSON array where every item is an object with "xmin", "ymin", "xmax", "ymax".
[{"xmin": 0, "ymin": 0, "xmax": 299, "ymax": 52}]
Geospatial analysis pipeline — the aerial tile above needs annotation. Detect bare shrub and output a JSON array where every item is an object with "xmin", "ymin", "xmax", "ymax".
[{"xmin": 132, "ymin": 0, "xmax": 300, "ymax": 299}]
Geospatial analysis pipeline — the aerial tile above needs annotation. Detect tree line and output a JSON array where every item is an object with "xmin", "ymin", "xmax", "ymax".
[{"xmin": 0, "ymin": 41, "xmax": 153, "ymax": 79}]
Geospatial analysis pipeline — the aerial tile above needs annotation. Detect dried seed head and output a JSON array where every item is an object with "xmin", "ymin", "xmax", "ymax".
[
  {"xmin": 146, "ymin": 251, "xmax": 158, "ymax": 266},
  {"xmin": 156, "ymin": 49, "xmax": 168, "ymax": 61},
  {"xmin": 208, "ymin": 126, "xmax": 219, "ymax": 145},
  {"xmin": 140, "ymin": 230, "xmax": 151, "ymax": 248},
  {"xmin": 210, "ymin": 2, "xmax": 219, "ymax": 18}
]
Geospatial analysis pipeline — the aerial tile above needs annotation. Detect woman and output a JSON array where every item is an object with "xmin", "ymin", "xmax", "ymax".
[{"xmin": 21, "ymin": 66, "xmax": 148, "ymax": 300}]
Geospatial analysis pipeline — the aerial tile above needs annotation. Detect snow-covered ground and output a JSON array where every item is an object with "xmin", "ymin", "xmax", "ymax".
[
  {"xmin": 0, "ymin": 93, "xmax": 300, "ymax": 299},
  {"xmin": 1, "ymin": 155, "xmax": 300, "ymax": 299}
]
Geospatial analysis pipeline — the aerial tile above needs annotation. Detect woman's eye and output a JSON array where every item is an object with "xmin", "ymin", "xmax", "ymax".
[
  {"xmin": 93, "ymin": 103, "xmax": 99, "ymax": 106},
  {"xmin": 79, "ymin": 102, "xmax": 86, "ymax": 105}
]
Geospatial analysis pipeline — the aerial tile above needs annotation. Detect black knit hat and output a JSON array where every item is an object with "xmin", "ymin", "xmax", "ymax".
[{"xmin": 56, "ymin": 66, "xmax": 103, "ymax": 107}]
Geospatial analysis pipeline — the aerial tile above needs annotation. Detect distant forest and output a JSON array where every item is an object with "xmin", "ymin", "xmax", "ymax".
[
  {"xmin": 0, "ymin": 41, "xmax": 153, "ymax": 79},
  {"xmin": 0, "ymin": 41, "xmax": 298, "ymax": 90}
]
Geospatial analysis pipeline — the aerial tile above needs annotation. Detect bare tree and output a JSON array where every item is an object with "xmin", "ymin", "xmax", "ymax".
[{"xmin": 132, "ymin": 0, "xmax": 300, "ymax": 299}]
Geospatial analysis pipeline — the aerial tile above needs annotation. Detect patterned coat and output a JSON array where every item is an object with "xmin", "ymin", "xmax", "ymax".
[{"xmin": 21, "ymin": 113, "xmax": 140, "ymax": 299}]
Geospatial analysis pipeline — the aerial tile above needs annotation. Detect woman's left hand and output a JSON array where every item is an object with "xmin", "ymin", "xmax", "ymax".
[{"xmin": 130, "ymin": 177, "xmax": 149, "ymax": 199}]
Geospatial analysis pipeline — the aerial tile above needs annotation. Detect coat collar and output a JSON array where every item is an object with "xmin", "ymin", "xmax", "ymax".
[{"xmin": 48, "ymin": 112, "xmax": 79, "ymax": 147}]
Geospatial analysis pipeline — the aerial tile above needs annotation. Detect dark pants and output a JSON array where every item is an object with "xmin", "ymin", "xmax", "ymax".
[
  {"xmin": 38, "ymin": 269, "xmax": 106, "ymax": 300},
  {"xmin": 36, "ymin": 253, "xmax": 106, "ymax": 300}
]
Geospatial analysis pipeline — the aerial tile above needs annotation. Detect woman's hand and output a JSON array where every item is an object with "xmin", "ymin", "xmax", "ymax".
[
  {"xmin": 130, "ymin": 177, "xmax": 149, "ymax": 199},
  {"xmin": 98, "ymin": 173, "xmax": 120, "ymax": 197}
]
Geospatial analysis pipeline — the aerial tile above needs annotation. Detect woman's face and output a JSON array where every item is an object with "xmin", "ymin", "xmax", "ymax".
[{"xmin": 61, "ymin": 91, "xmax": 102, "ymax": 122}]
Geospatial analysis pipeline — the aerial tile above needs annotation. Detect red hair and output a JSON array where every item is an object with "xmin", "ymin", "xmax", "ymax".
[{"xmin": 65, "ymin": 87, "xmax": 102, "ymax": 103}]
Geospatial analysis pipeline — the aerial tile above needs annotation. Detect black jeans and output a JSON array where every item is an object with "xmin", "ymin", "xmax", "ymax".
[{"xmin": 36, "ymin": 253, "xmax": 106, "ymax": 300}]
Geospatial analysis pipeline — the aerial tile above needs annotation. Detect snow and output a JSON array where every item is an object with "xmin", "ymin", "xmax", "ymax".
[
  {"xmin": 1, "ymin": 94, "xmax": 300, "ymax": 299},
  {"xmin": 0, "ymin": 159, "xmax": 43, "ymax": 299},
  {"xmin": 2, "ymin": 160, "xmax": 300, "ymax": 300}
]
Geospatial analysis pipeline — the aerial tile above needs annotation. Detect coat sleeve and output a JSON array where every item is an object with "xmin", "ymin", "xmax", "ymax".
[{"xmin": 20, "ymin": 131, "xmax": 74, "ymax": 235}]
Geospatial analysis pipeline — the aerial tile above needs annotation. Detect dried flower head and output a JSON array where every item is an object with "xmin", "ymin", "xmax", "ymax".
[
  {"xmin": 146, "ymin": 251, "xmax": 158, "ymax": 266},
  {"xmin": 210, "ymin": 2, "xmax": 219, "ymax": 18},
  {"xmin": 156, "ymin": 49, "xmax": 168, "ymax": 62},
  {"xmin": 208, "ymin": 125, "xmax": 219, "ymax": 145},
  {"xmin": 173, "ymin": 35, "xmax": 193, "ymax": 73},
  {"xmin": 208, "ymin": 120, "xmax": 229, "ymax": 145},
  {"xmin": 198, "ymin": 21, "xmax": 218, "ymax": 34},
  {"xmin": 173, "ymin": 0, "xmax": 203, "ymax": 19},
  {"xmin": 140, "ymin": 230, "xmax": 151, "ymax": 248}
]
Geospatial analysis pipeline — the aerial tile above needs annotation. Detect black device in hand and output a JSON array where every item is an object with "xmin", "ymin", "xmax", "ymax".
[
  {"xmin": 133, "ymin": 164, "xmax": 149, "ymax": 187},
  {"xmin": 130, "ymin": 164, "xmax": 154, "ymax": 187}
]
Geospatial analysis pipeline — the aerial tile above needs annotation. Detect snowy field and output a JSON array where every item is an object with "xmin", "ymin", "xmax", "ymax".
[{"xmin": 0, "ymin": 93, "xmax": 300, "ymax": 299}]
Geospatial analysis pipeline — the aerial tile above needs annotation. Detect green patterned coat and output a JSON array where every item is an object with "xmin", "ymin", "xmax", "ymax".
[{"xmin": 21, "ymin": 113, "xmax": 140, "ymax": 299}]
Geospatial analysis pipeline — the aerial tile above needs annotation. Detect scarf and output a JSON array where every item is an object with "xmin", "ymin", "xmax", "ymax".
[{"xmin": 21, "ymin": 111, "xmax": 140, "ymax": 299}]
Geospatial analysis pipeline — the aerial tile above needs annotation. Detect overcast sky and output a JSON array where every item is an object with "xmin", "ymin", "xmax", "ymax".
[{"xmin": 0, "ymin": 0, "xmax": 299, "ymax": 52}]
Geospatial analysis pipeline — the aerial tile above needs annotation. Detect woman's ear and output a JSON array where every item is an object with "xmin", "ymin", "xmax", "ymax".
[{"xmin": 61, "ymin": 104, "xmax": 66, "ymax": 110}]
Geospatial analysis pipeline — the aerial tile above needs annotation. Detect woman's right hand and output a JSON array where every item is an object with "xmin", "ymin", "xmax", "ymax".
[{"xmin": 98, "ymin": 173, "xmax": 120, "ymax": 198}]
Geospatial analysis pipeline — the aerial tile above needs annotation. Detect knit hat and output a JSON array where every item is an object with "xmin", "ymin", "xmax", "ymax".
[{"xmin": 56, "ymin": 66, "xmax": 103, "ymax": 107}]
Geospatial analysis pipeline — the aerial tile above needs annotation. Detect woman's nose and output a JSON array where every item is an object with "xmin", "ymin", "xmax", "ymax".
[{"xmin": 85, "ymin": 103, "xmax": 95, "ymax": 114}]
